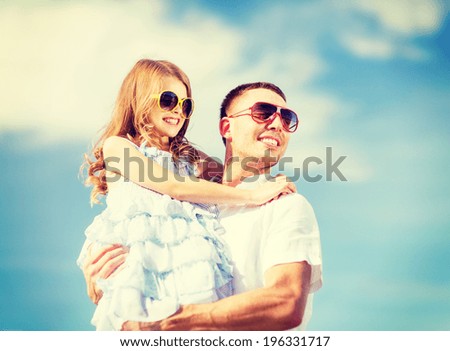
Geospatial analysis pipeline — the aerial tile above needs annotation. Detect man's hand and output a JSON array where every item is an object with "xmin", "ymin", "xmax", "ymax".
[
  {"xmin": 82, "ymin": 244, "xmax": 128, "ymax": 304},
  {"xmin": 120, "ymin": 306, "xmax": 192, "ymax": 331},
  {"xmin": 268, "ymin": 175, "xmax": 297, "ymax": 202},
  {"xmin": 121, "ymin": 320, "xmax": 162, "ymax": 331}
]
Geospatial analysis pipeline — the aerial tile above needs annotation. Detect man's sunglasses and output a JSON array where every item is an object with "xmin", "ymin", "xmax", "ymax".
[
  {"xmin": 227, "ymin": 102, "xmax": 299, "ymax": 133},
  {"xmin": 150, "ymin": 91, "xmax": 194, "ymax": 119}
]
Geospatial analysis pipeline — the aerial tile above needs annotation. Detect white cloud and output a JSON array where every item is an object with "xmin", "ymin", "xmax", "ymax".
[
  {"xmin": 350, "ymin": 0, "xmax": 447, "ymax": 35},
  {"xmin": 340, "ymin": 34, "xmax": 395, "ymax": 59},
  {"xmin": 340, "ymin": 33, "xmax": 429, "ymax": 60},
  {"xmin": 0, "ymin": 0, "xmax": 243, "ymax": 146},
  {"xmin": 235, "ymin": 51, "xmax": 326, "ymax": 90},
  {"xmin": 336, "ymin": 0, "xmax": 447, "ymax": 60}
]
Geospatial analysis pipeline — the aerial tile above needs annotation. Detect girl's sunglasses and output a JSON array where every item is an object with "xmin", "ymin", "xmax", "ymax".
[
  {"xmin": 227, "ymin": 102, "xmax": 299, "ymax": 133},
  {"xmin": 150, "ymin": 91, "xmax": 194, "ymax": 119}
]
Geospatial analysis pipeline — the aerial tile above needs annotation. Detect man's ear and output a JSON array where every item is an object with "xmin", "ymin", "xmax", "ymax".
[{"xmin": 219, "ymin": 117, "xmax": 232, "ymax": 141}]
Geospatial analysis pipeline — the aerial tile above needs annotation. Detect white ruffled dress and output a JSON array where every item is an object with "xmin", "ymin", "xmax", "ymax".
[{"xmin": 77, "ymin": 143, "xmax": 233, "ymax": 330}]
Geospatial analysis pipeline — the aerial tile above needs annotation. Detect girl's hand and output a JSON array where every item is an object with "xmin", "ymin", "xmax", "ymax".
[
  {"xmin": 248, "ymin": 175, "xmax": 296, "ymax": 206},
  {"xmin": 82, "ymin": 244, "xmax": 128, "ymax": 304}
]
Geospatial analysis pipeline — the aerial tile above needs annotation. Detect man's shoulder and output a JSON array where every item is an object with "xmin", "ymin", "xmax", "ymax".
[
  {"xmin": 266, "ymin": 192, "xmax": 318, "ymax": 224},
  {"xmin": 271, "ymin": 192, "xmax": 313, "ymax": 210}
]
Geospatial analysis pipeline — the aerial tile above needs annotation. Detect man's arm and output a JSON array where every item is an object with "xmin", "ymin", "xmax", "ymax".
[
  {"xmin": 122, "ymin": 261, "xmax": 311, "ymax": 331},
  {"xmin": 195, "ymin": 149, "xmax": 224, "ymax": 182}
]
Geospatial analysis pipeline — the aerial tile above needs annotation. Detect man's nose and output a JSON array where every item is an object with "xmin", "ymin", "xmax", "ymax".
[{"xmin": 266, "ymin": 112, "xmax": 283, "ymax": 131}]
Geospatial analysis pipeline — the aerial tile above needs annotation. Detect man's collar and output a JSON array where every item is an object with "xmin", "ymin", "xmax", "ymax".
[{"xmin": 235, "ymin": 173, "xmax": 276, "ymax": 189}]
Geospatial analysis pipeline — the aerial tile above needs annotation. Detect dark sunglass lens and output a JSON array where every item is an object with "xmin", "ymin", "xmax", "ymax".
[
  {"xmin": 182, "ymin": 99, "xmax": 193, "ymax": 118},
  {"xmin": 253, "ymin": 103, "xmax": 277, "ymax": 120},
  {"xmin": 281, "ymin": 109, "xmax": 298, "ymax": 131},
  {"xmin": 159, "ymin": 91, "xmax": 178, "ymax": 110}
]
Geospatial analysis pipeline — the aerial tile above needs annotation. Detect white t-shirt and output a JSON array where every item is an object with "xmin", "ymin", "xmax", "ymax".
[{"xmin": 219, "ymin": 175, "xmax": 323, "ymax": 330}]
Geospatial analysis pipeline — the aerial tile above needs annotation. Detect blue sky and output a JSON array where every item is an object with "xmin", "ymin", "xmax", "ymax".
[{"xmin": 0, "ymin": 0, "xmax": 449, "ymax": 330}]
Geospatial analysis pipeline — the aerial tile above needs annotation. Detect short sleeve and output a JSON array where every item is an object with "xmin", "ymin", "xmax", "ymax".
[{"xmin": 261, "ymin": 194, "xmax": 322, "ymax": 293}]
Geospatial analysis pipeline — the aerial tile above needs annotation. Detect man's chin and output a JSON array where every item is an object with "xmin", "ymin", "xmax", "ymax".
[{"xmin": 261, "ymin": 148, "xmax": 283, "ymax": 164}]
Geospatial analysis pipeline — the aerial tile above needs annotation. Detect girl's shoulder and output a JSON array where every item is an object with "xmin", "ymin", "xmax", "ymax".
[
  {"xmin": 103, "ymin": 136, "xmax": 140, "ymax": 159},
  {"xmin": 103, "ymin": 136, "xmax": 173, "ymax": 161},
  {"xmin": 103, "ymin": 136, "xmax": 139, "ymax": 152}
]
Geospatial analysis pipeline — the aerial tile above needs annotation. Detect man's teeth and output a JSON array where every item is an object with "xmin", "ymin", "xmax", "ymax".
[
  {"xmin": 260, "ymin": 138, "xmax": 278, "ymax": 146},
  {"xmin": 164, "ymin": 118, "xmax": 179, "ymax": 125}
]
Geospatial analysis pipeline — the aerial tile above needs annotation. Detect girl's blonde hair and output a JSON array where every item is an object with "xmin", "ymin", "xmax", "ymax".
[{"xmin": 82, "ymin": 59, "xmax": 199, "ymax": 205}]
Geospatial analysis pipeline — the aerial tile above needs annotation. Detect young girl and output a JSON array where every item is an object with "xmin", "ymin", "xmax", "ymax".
[{"xmin": 77, "ymin": 59, "xmax": 293, "ymax": 330}]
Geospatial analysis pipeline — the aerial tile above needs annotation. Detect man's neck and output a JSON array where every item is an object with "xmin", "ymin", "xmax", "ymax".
[{"xmin": 222, "ymin": 154, "xmax": 271, "ymax": 187}]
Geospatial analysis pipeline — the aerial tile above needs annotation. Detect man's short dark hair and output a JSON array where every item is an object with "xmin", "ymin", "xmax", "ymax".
[{"xmin": 219, "ymin": 82, "xmax": 287, "ymax": 145}]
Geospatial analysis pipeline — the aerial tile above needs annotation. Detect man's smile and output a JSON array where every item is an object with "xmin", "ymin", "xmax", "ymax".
[{"xmin": 257, "ymin": 134, "xmax": 281, "ymax": 148}]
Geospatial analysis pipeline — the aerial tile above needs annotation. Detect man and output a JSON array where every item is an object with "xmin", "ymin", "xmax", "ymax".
[{"xmin": 83, "ymin": 82, "xmax": 322, "ymax": 330}]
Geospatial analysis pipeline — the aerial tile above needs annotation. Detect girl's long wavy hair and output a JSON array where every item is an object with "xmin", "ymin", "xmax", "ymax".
[{"xmin": 82, "ymin": 59, "xmax": 199, "ymax": 205}]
